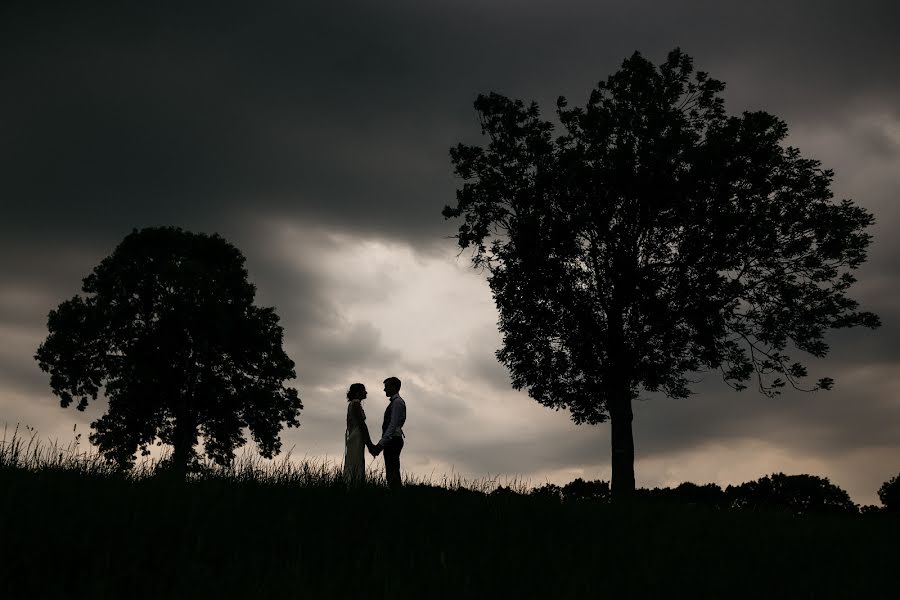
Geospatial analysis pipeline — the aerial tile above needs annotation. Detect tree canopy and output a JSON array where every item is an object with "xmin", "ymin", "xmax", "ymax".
[
  {"xmin": 725, "ymin": 473, "xmax": 857, "ymax": 515},
  {"xmin": 878, "ymin": 473, "xmax": 900, "ymax": 512},
  {"xmin": 444, "ymin": 49, "xmax": 879, "ymax": 496},
  {"xmin": 35, "ymin": 227, "xmax": 302, "ymax": 471}
]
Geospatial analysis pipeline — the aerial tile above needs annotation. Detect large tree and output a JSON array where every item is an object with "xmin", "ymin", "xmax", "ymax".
[
  {"xmin": 443, "ymin": 49, "xmax": 879, "ymax": 498},
  {"xmin": 35, "ymin": 226, "xmax": 302, "ymax": 473}
]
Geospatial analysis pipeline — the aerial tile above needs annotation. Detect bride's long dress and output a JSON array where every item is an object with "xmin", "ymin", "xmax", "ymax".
[{"xmin": 343, "ymin": 400, "xmax": 366, "ymax": 485}]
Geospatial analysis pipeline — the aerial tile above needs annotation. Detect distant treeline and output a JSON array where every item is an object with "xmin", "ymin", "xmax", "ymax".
[{"xmin": 519, "ymin": 472, "xmax": 899, "ymax": 515}]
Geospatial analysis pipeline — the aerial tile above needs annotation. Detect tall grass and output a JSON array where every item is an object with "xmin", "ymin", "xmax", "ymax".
[
  {"xmin": 0, "ymin": 423, "xmax": 530, "ymax": 492},
  {"xmin": 1, "ymin": 425, "xmax": 897, "ymax": 599},
  {"xmin": 1, "ymin": 423, "xmax": 113, "ymax": 473}
]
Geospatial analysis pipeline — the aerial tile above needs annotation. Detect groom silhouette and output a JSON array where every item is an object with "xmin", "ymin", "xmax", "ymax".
[{"xmin": 372, "ymin": 376, "xmax": 406, "ymax": 489}]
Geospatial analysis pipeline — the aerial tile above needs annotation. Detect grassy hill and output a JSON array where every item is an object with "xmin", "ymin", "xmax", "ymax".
[{"xmin": 1, "ymin": 448, "xmax": 897, "ymax": 599}]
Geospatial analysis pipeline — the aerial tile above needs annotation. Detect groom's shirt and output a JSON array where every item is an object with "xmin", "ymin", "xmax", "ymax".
[{"xmin": 379, "ymin": 393, "xmax": 406, "ymax": 446}]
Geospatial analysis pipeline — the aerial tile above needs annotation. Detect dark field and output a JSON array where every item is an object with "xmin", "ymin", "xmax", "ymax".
[{"xmin": 1, "ymin": 456, "xmax": 897, "ymax": 600}]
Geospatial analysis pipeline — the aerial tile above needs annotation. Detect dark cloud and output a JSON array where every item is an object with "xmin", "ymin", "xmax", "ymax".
[
  {"xmin": 0, "ymin": 343, "xmax": 47, "ymax": 399},
  {"xmin": 3, "ymin": 1, "xmax": 898, "ymax": 247}
]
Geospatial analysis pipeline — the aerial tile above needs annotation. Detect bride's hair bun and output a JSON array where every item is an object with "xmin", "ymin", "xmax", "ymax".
[{"xmin": 347, "ymin": 383, "xmax": 366, "ymax": 400}]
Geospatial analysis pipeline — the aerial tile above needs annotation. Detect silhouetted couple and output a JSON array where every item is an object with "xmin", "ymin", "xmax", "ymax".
[{"xmin": 343, "ymin": 377, "xmax": 406, "ymax": 489}]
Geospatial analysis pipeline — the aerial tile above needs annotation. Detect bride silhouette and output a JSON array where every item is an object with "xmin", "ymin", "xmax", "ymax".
[{"xmin": 343, "ymin": 383, "xmax": 375, "ymax": 485}]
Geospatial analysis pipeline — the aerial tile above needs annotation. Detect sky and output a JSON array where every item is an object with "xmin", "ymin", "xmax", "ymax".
[{"xmin": 2, "ymin": 1, "xmax": 899, "ymax": 504}]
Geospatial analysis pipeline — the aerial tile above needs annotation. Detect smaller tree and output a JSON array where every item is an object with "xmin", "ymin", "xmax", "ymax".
[
  {"xmin": 35, "ymin": 227, "xmax": 302, "ymax": 473},
  {"xmin": 726, "ymin": 473, "xmax": 856, "ymax": 515},
  {"xmin": 877, "ymin": 473, "xmax": 900, "ymax": 512}
]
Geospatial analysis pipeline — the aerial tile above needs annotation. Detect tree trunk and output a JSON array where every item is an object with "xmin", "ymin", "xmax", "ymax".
[
  {"xmin": 606, "ymin": 298, "xmax": 635, "ymax": 499},
  {"xmin": 171, "ymin": 412, "xmax": 198, "ymax": 479},
  {"xmin": 609, "ymin": 384, "xmax": 635, "ymax": 500}
]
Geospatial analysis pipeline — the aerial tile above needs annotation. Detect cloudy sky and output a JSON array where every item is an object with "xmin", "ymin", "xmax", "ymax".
[{"xmin": 2, "ymin": 1, "xmax": 898, "ymax": 504}]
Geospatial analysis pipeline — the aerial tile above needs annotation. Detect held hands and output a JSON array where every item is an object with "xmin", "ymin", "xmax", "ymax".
[{"xmin": 368, "ymin": 442, "xmax": 383, "ymax": 457}]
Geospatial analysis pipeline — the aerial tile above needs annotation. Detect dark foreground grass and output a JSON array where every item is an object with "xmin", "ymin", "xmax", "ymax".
[
  {"xmin": 2, "ymin": 468, "xmax": 898, "ymax": 599},
  {"xmin": 1, "ymin": 431, "xmax": 897, "ymax": 599}
]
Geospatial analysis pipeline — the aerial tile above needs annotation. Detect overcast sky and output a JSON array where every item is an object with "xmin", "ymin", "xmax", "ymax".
[{"xmin": 2, "ymin": 1, "xmax": 898, "ymax": 504}]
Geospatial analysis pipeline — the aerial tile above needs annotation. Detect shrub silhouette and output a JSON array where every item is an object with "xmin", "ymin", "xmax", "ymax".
[
  {"xmin": 859, "ymin": 504, "xmax": 884, "ymax": 515},
  {"xmin": 877, "ymin": 473, "xmax": 900, "ymax": 513},
  {"xmin": 562, "ymin": 478, "xmax": 611, "ymax": 502},
  {"xmin": 638, "ymin": 482, "xmax": 727, "ymax": 508},
  {"xmin": 530, "ymin": 479, "xmax": 611, "ymax": 503},
  {"xmin": 725, "ymin": 473, "xmax": 857, "ymax": 515},
  {"xmin": 530, "ymin": 482, "xmax": 564, "ymax": 502},
  {"xmin": 671, "ymin": 482, "xmax": 726, "ymax": 507}
]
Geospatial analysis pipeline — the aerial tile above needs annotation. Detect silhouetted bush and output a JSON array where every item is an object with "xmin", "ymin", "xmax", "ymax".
[
  {"xmin": 673, "ymin": 482, "xmax": 727, "ymax": 506},
  {"xmin": 859, "ymin": 504, "xmax": 884, "ymax": 516},
  {"xmin": 530, "ymin": 482, "xmax": 563, "ymax": 502},
  {"xmin": 490, "ymin": 485, "xmax": 520, "ymax": 499},
  {"xmin": 528, "ymin": 479, "xmax": 611, "ymax": 503},
  {"xmin": 637, "ymin": 482, "xmax": 727, "ymax": 508},
  {"xmin": 725, "ymin": 473, "xmax": 857, "ymax": 515},
  {"xmin": 561, "ymin": 478, "xmax": 610, "ymax": 502},
  {"xmin": 877, "ymin": 473, "xmax": 900, "ymax": 513}
]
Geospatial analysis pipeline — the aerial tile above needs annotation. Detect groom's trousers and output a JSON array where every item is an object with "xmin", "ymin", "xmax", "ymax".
[{"xmin": 384, "ymin": 438, "xmax": 404, "ymax": 490}]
